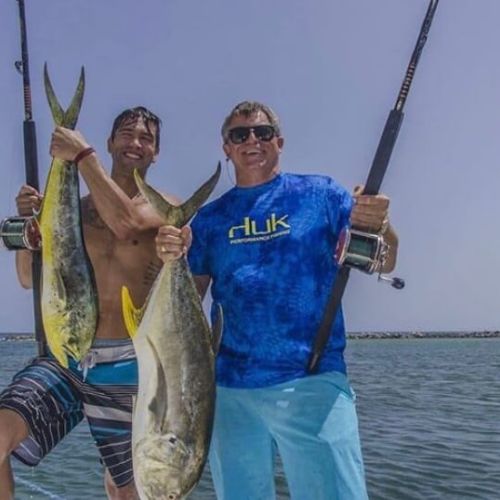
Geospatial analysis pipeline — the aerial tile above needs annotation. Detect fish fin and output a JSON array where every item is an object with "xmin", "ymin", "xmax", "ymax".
[
  {"xmin": 212, "ymin": 303, "xmax": 224, "ymax": 355},
  {"xmin": 133, "ymin": 162, "xmax": 221, "ymax": 227},
  {"xmin": 145, "ymin": 337, "xmax": 168, "ymax": 432},
  {"xmin": 121, "ymin": 286, "xmax": 144, "ymax": 338},
  {"xmin": 49, "ymin": 342, "xmax": 69, "ymax": 368},
  {"xmin": 148, "ymin": 396, "xmax": 159, "ymax": 418},
  {"xmin": 44, "ymin": 64, "xmax": 85, "ymax": 129},
  {"xmin": 54, "ymin": 270, "xmax": 67, "ymax": 304}
]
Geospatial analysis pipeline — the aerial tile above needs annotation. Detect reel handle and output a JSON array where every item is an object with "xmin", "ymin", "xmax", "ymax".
[{"xmin": 378, "ymin": 275, "xmax": 405, "ymax": 290}]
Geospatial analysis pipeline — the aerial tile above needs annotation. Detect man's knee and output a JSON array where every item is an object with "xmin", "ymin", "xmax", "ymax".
[
  {"xmin": 0, "ymin": 409, "xmax": 29, "ymax": 459},
  {"xmin": 104, "ymin": 469, "xmax": 138, "ymax": 500}
]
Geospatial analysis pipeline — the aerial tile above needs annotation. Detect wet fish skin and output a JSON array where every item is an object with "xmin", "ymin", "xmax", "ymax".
[
  {"xmin": 39, "ymin": 65, "xmax": 98, "ymax": 368},
  {"xmin": 123, "ymin": 165, "xmax": 220, "ymax": 499},
  {"xmin": 132, "ymin": 261, "xmax": 215, "ymax": 499}
]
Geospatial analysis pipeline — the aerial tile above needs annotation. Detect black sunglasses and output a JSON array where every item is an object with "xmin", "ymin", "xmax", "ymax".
[{"xmin": 226, "ymin": 125, "xmax": 277, "ymax": 145}]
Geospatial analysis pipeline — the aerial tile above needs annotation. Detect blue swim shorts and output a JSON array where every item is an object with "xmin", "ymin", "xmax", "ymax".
[{"xmin": 0, "ymin": 339, "xmax": 137, "ymax": 488}]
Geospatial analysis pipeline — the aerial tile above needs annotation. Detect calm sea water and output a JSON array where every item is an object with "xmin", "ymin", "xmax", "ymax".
[{"xmin": 1, "ymin": 337, "xmax": 499, "ymax": 499}]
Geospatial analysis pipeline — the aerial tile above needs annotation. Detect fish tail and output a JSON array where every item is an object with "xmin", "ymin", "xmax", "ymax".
[
  {"xmin": 44, "ymin": 63, "xmax": 85, "ymax": 128},
  {"xmin": 121, "ymin": 286, "xmax": 144, "ymax": 338},
  {"xmin": 133, "ymin": 163, "xmax": 221, "ymax": 227}
]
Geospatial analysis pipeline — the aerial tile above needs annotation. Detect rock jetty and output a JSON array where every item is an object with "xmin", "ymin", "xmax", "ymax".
[{"xmin": 347, "ymin": 331, "xmax": 500, "ymax": 340}]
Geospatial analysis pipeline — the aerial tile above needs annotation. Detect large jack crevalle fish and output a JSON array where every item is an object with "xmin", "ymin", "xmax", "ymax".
[
  {"xmin": 122, "ymin": 165, "xmax": 221, "ymax": 500},
  {"xmin": 38, "ymin": 64, "xmax": 98, "ymax": 367}
]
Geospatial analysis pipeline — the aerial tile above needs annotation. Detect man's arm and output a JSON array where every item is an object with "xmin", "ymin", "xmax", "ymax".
[
  {"xmin": 78, "ymin": 152, "xmax": 170, "ymax": 239},
  {"xmin": 16, "ymin": 251, "xmax": 33, "ymax": 289},
  {"xmin": 155, "ymin": 225, "xmax": 212, "ymax": 299},
  {"xmin": 351, "ymin": 187, "xmax": 398, "ymax": 273},
  {"xmin": 50, "ymin": 127, "xmax": 175, "ymax": 240},
  {"xmin": 14, "ymin": 185, "xmax": 42, "ymax": 289}
]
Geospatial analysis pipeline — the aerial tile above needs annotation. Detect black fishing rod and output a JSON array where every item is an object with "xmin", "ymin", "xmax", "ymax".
[
  {"xmin": 307, "ymin": 0, "xmax": 439, "ymax": 373},
  {"xmin": 15, "ymin": 0, "xmax": 46, "ymax": 356}
]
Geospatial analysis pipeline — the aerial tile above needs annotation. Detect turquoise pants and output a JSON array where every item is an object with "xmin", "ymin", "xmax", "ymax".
[{"xmin": 209, "ymin": 371, "xmax": 368, "ymax": 500}]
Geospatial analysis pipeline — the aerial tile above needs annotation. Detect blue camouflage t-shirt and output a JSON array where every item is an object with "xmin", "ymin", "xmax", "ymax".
[{"xmin": 188, "ymin": 172, "xmax": 353, "ymax": 388}]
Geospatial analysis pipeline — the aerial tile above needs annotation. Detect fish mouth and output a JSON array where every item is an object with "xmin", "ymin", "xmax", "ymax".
[
  {"xmin": 140, "ymin": 478, "xmax": 183, "ymax": 500},
  {"xmin": 135, "ymin": 433, "xmax": 191, "ymax": 498},
  {"xmin": 137, "ymin": 460, "xmax": 185, "ymax": 499}
]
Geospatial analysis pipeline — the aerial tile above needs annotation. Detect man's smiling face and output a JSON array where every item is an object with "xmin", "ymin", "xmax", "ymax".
[
  {"xmin": 108, "ymin": 116, "xmax": 158, "ymax": 172},
  {"xmin": 223, "ymin": 111, "xmax": 284, "ymax": 187}
]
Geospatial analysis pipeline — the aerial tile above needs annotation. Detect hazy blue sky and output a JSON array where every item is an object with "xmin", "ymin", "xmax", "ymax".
[{"xmin": 1, "ymin": 0, "xmax": 499, "ymax": 334}]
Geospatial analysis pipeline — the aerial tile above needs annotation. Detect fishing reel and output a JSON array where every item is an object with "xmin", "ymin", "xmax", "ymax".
[
  {"xmin": 0, "ymin": 216, "xmax": 41, "ymax": 251},
  {"xmin": 335, "ymin": 227, "xmax": 405, "ymax": 290}
]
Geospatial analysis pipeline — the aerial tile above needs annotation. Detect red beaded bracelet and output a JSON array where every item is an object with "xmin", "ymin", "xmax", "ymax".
[{"xmin": 73, "ymin": 147, "xmax": 95, "ymax": 165}]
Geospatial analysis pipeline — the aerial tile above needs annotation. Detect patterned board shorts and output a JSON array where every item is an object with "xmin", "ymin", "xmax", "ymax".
[{"xmin": 0, "ymin": 339, "xmax": 137, "ymax": 488}]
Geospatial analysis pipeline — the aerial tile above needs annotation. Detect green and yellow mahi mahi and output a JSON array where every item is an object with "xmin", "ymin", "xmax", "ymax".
[
  {"xmin": 122, "ymin": 165, "xmax": 220, "ymax": 500},
  {"xmin": 38, "ymin": 65, "xmax": 98, "ymax": 367}
]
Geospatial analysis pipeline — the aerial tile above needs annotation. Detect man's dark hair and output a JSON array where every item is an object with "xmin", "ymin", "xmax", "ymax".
[
  {"xmin": 110, "ymin": 106, "xmax": 162, "ymax": 153},
  {"xmin": 221, "ymin": 101, "xmax": 281, "ymax": 142}
]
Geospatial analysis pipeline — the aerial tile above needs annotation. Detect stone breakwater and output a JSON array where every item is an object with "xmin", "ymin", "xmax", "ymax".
[
  {"xmin": 2, "ymin": 331, "xmax": 500, "ymax": 342},
  {"xmin": 0, "ymin": 333, "xmax": 34, "ymax": 342},
  {"xmin": 348, "ymin": 331, "xmax": 500, "ymax": 339}
]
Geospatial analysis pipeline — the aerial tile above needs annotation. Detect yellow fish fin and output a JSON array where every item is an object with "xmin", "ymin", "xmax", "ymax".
[
  {"xmin": 49, "ymin": 342, "xmax": 69, "ymax": 368},
  {"xmin": 121, "ymin": 286, "xmax": 144, "ymax": 338}
]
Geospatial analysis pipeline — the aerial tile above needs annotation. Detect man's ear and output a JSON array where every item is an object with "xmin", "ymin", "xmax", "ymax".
[
  {"xmin": 277, "ymin": 136, "xmax": 285, "ymax": 150},
  {"xmin": 223, "ymin": 143, "xmax": 231, "ymax": 158}
]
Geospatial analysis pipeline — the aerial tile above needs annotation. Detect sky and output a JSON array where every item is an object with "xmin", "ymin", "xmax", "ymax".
[{"xmin": 0, "ymin": 0, "xmax": 499, "ymax": 334}]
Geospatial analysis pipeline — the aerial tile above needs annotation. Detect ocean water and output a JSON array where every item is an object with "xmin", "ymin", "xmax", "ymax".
[{"xmin": 1, "ymin": 337, "xmax": 499, "ymax": 499}]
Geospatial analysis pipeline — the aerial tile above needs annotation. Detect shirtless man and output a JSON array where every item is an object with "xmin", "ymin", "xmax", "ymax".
[{"xmin": 0, "ymin": 106, "xmax": 176, "ymax": 499}]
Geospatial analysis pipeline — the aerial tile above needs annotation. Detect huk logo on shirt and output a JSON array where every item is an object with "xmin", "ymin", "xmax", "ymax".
[{"xmin": 228, "ymin": 213, "xmax": 291, "ymax": 244}]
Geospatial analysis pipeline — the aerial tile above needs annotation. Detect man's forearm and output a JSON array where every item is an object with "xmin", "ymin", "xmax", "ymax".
[
  {"xmin": 77, "ymin": 153, "xmax": 159, "ymax": 239},
  {"xmin": 16, "ymin": 250, "xmax": 33, "ymax": 289}
]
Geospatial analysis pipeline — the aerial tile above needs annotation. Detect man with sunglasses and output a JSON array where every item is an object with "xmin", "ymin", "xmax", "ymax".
[{"xmin": 156, "ymin": 100, "xmax": 398, "ymax": 499}]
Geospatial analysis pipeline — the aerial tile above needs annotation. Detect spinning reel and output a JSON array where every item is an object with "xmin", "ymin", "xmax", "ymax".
[
  {"xmin": 0, "ymin": 216, "xmax": 41, "ymax": 251},
  {"xmin": 335, "ymin": 227, "xmax": 405, "ymax": 290}
]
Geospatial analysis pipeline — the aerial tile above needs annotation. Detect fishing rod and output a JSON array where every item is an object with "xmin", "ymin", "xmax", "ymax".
[
  {"xmin": 14, "ymin": 0, "xmax": 46, "ymax": 356},
  {"xmin": 307, "ymin": 0, "xmax": 439, "ymax": 373}
]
